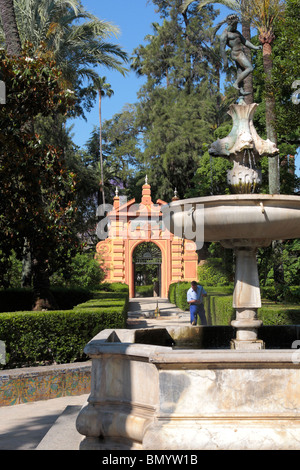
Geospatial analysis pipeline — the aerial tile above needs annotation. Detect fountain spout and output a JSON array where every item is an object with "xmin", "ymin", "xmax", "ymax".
[{"xmin": 209, "ymin": 103, "xmax": 278, "ymax": 194}]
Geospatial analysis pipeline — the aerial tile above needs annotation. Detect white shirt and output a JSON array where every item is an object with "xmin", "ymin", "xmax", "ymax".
[{"xmin": 187, "ymin": 285, "xmax": 206, "ymax": 303}]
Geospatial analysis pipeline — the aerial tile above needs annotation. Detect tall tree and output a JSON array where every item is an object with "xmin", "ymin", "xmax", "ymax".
[
  {"xmin": 0, "ymin": 48, "xmax": 78, "ymax": 308},
  {"xmin": 244, "ymin": 0, "xmax": 285, "ymax": 194},
  {"xmin": 0, "ymin": 0, "xmax": 128, "ymax": 115},
  {"xmin": 93, "ymin": 76, "xmax": 114, "ymax": 208},
  {"xmin": 181, "ymin": 0, "xmax": 254, "ymax": 103},
  {"xmin": 182, "ymin": 0, "xmax": 286, "ymax": 194},
  {"xmin": 85, "ymin": 104, "xmax": 142, "ymax": 205},
  {"xmin": 133, "ymin": 0, "xmax": 223, "ymax": 201}
]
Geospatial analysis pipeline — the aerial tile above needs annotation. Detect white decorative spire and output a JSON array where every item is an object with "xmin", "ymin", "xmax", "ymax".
[{"xmin": 145, "ymin": 175, "xmax": 148, "ymax": 185}]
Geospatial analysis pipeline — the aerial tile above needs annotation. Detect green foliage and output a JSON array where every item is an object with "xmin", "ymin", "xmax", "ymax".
[
  {"xmin": 168, "ymin": 282, "xmax": 300, "ymax": 327},
  {"xmin": 0, "ymin": 0, "xmax": 128, "ymax": 117},
  {"xmin": 272, "ymin": 0, "xmax": 300, "ymax": 140},
  {"xmin": 207, "ymin": 294, "xmax": 234, "ymax": 325},
  {"xmin": 168, "ymin": 282, "xmax": 177, "ymax": 304},
  {"xmin": 50, "ymin": 252, "xmax": 105, "ymax": 288},
  {"xmin": 0, "ymin": 46, "xmax": 79, "ymax": 277},
  {"xmin": 258, "ymin": 240, "xmax": 300, "ymax": 289},
  {"xmin": 135, "ymin": 285, "xmax": 154, "ymax": 297},
  {"xmin": 168, "ymin": 281, "xmax": 191, "ymax": 311},
  {"xmin": 0, "ymin": 284, "xmax": 129, "ymax": 369},
  {"xmin": 198, "ymin": 258, "xmax": 230, "ymax": 286},
  {"xmin": 0, "ymin": 251, "xmax": 22, "ymax": 288},
  {"xmin": 189, "ymin": 151, "xmax": 232, "ymax": 197},
  {"xmin": 132, "ymin": 1, "xmax": 227, "ymax": 201},
  {"xmin": 258, "ymin": 305, "xmax": 300, "ymax": 326}
]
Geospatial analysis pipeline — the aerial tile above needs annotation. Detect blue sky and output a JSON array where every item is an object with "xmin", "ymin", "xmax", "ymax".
[
  {"xmin": 69, "ymin": 0, "xmax": 231, "ymax": 149},
  {"xmin": 68, "ymin": 1, "xmax": 299, "ymax": 175},
  {"xmin": 68, "ymin": 0, "xmax": 160, "ymax": 148}
]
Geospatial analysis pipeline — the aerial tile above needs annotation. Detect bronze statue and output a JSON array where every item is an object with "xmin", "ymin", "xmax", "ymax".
[{"xmin": 215, "ymin": 14, "xmax": 262, "ymax": 97}]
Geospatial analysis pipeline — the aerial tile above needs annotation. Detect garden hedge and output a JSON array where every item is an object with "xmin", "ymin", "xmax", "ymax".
[
  {"xmin": 168, "ymin": 281, "xmax": 300, "ymax": 326},
  {"xmin": 0, "ymin": 283, "xmax": 129, "ymax": 369}
]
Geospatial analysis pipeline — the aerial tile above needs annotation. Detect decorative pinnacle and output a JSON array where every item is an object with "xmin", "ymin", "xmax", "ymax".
[{"xmin": 115, "ymin": 186, "xmax": 119, "ymax": 197}]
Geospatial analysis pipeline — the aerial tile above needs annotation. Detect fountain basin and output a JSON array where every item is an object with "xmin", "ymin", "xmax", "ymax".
[
  {"xmin": 166, "ymin": 194, "xmax": 300, "ymax": 243},
  {"xmin": 76, "ymin": 327, "xmax": 300, "ymax": 450},
  {"xmin": 163, "ymin": 194, "xmax": 300, "ymax": 350}
]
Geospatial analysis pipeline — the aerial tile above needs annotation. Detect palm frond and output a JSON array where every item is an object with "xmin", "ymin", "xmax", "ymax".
[{"xmin": 181, "ymin": 0, "xmax": 242, "ymax": 13}]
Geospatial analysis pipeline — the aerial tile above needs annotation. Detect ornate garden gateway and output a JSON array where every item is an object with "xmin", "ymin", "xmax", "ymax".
[{"xmin": 95, "ymin": 179, "xmax": 198, "ymax": 298}]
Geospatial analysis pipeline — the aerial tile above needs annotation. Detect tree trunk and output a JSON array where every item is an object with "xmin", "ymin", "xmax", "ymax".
[
  {"xmin": 32, "ymin": 257, "xmax": 58, "ymax": 311},
  {"xmin": 99, "ymin": 90, "xmax": 105, "ymax": 208},
  {"xmin": 21, "ymin": 238, "xmax": 32, "ymax": 287},
  {"xmin": 260, "ymin": 31, "xmax": 280, "ymax": 195},
  {"xmin": 241, "ymin": 19, "xmax": 254, "ymax": 105},
  {"xmin": 0, "ymin": 0, "xmax": 22, "ymax": 56},
  {"xmin": 259, "ymin": 29, "xmax": 283, "ymax": 285}
]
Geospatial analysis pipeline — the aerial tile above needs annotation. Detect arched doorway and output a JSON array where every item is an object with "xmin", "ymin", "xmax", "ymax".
[{"xmin": 132, "ymin": 242, "xmax": 162, "ymax": 298}]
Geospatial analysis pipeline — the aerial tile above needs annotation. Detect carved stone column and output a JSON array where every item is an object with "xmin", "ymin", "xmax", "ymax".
[{"xmin": 222, "ymin": 239, "xmax": 270, "ymax": 350}]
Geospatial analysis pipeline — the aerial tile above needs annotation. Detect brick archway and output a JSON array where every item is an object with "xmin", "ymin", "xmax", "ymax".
[{"xmin": 95, "ymin": 180, "xmax": 198, "ymax": 298}]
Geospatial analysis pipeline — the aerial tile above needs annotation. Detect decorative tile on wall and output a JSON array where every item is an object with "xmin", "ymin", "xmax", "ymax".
[{"xmin": 0, "ymin": 362, "xmax": 91, "ymax": 406}]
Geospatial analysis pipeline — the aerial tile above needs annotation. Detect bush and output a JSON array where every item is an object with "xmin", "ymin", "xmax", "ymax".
[
  {"xmin": 261, "ymin": 285, "xmax": 300, "ymax": 303},
  {"xmin": 208, "ymin": 294, "xmax": 234, "ymax": 325},
  {"xmin": 50, "ymin": 252, "xmax": 105, "ymax": 288},
  {"xmin": 258, "ymin": 305, "xmax": 300, "ymax": 325},
  {"xmin": 0, "ymin": 284, "xmax": 129, "ymax": 369},
  {"xmin": 168, "ymin": 283, "xmax": 177, "ymax": 304},
  {"xmin": 135, "ymin": 285, "xmax": 153, "ymax": 297},
  {"xmin": 198, "ymin": 258, "xmax": 229, "ymax": 286},
  {"xmin": 168, "ymin": 282, "xmax": 300, "ymax": 327},
  {"xmin": 175, "ymin": 282, "xmax": 191, "ymax": 311}
]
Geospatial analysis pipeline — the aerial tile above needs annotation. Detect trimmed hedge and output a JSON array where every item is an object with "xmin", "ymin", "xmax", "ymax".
[
  {"xmin": 168, "ymin": 282, "xmax": 300, "ymax": 326},
  {"xmin": 261, "ymin": 286, "xmax": 300, "ymax": 303},
  {"xmin": 168, "ymin": 282, "xmax": 192, "ymax": 310},
  {"xmin": 0, "ymin": 283, "xmax": 129, "ymax": 369},
  {"xmin": 135, "ymin": 285, "xmax": 153, "ymax": 297},
  {"xmin": 258, "ymin": 304, "xmax": 300, "ymax": 325}
]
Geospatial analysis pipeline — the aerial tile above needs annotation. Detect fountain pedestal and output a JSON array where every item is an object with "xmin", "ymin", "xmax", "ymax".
[{"xmin": 221, "ymin": 241, "xmax": 267, "ymax": 350}]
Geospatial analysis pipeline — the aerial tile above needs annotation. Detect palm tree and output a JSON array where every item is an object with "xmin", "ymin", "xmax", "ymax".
[
  {"xmin": 93, "ymin": 76, "xmax": 114, "ymax": 208},
  {"xmin": 182, "ymin": 0, "xmax": 285, "ymax": 194},
  {"xmin": 243, "ymin": 0, "xmax": 285, "ymax": 194},
  {"xmin": 0, "ymin": 0, "xmax": 128, "ymax": 88},
  {"xmin": 0, "ymin": 0, "xmax": 21, "ymax": 55}
]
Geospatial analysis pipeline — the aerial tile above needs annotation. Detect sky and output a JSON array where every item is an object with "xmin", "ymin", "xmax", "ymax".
[
  {"xmin": 68, "ymin": 0, "xmax": 299, "ymax": 174},
  {"xmin": 68, "ymin": 0, "xmax": 160, "ymax": 148},
  {"xmin": 69, "ymin": 0, "xmax": 232, "ymax": 148}
]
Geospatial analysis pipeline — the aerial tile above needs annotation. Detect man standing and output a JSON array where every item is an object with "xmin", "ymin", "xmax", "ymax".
[{"xmin": 187, "ymin": 281, "xmax": 207, "ymax": 326}]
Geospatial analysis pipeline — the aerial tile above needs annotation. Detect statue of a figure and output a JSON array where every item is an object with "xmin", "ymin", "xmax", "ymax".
[{"xmin": 215, "ymin": 14, "xmax": 262, "ymax": 97}]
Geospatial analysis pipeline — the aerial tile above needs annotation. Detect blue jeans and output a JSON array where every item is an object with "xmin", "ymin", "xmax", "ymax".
[{"xmin": 190, "ymin": 303, "xmax": 207, "ymax": 325}]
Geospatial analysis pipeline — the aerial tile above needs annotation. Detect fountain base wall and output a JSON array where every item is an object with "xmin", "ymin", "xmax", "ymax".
[{"xmin": 76, "ymin": 327, "xmax": 300, "ymax": 450}]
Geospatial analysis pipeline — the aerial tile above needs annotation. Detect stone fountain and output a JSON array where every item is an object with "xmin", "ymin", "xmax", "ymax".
[
  {"xmin": 168, "ymin": 98, "xmax": 300, "ymax": 351},
  {"xmin": 76, "ymin": 17, "xmax": 300, "ymax": 450}
]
